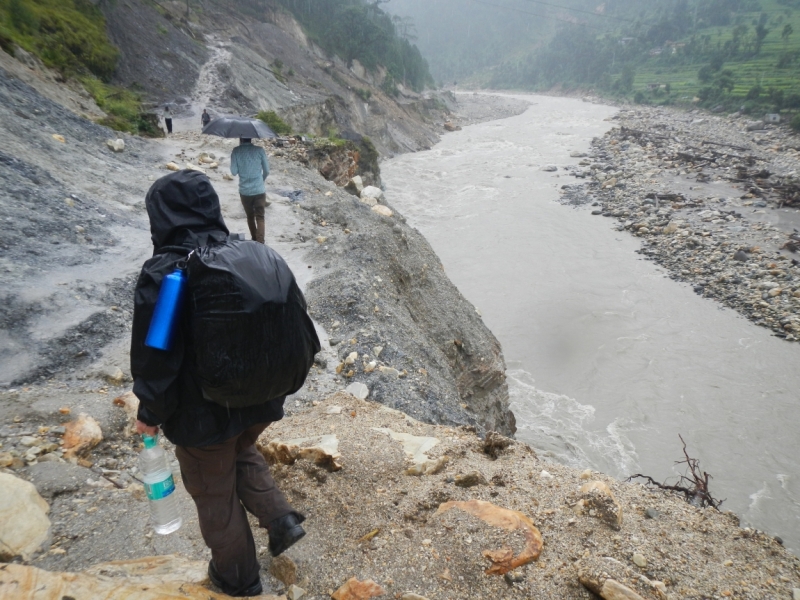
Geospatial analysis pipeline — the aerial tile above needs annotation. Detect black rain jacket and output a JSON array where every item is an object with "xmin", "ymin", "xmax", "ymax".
[{"xmin": 131, "ymin": 170, "xmax": 285, "ymax": 447}]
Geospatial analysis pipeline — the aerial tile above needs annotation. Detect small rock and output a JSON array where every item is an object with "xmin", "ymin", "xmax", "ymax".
[
  {"xmin": 52, "ymin": 134, "xmax": 65, "ymax": 143},
  {"xmin": 541, "ymin": 165, "xmax": 558, "ymax": 172},
  {"xmin": 223, "ymin": 173, "xmax": 234, "ymax": 181},
  {"xmin": 360, "ymin": 186, "xmax": 384, "ymax": 202},
  {"xmin": 19, "ymin": 436, "xmax": 39, "ymax": 447},
  {"xmin": 165, "ymin": 162, "xmax": 180, "ymax": 171},
  {"xmin": 482, "ymin": 431, "xmax": 514, "ymax": 459},
  {"xmin": 378, "ymin": 366, "xmax": 400, "ymax": 377},
  {"xmin": 344, "ymin": 176, "xmax": 364, "ymax": 196},
  {"xmin": 644, "ymin": 508, "xmax": 659, "ymax": 520},
  {"xmin": 372, "ymin": 205, "xmax": 393, "ymax": 217},
  {"xmin": 602, "ymin": 177, "xmax": 618, "ymax": 189},
  {"xmin": 36, "ymin": 454, "xmax": 63, "ymax": 464},
  {"xmin": 316, "ymin": 236, "xmax": 328, "ymax": 244},
  {"xmin": 287, "ymin": 584, "xmax": 306, "ymax": 600},
  {"xmin": 105, "ymin": 139, "xmax": 125, "ymax": 153},
  {"xmin": 0, "ymin": 453, "xmax": 13, "ymax": 468},
  {"xmin": 580, "ymin": 480, "xmax": 623, "ymax": 530},
  {"xmin": 733, "ymin": 250, "xmax": 750, "ymax": 262},
  {"xmin": 344, "ymin": 352, "xmax": 358, "ymax": 365},
  {"xmin": 601, "ymin": 579, "xmax": 646, "ymax": 600},
  {"xmin": 103, "ymin": 367, "xmax": 125, "ymax": 385},
  {"xmin": 325, "ymin": 406, "xmax": 343, "ymax": 415},
  {"xmin": 632, "ymin": 552, "xmax": 647, "ymax": 568},
  {"xmin": 454, "ymin": 471, "xmax": 487, "ymax": 488},
  {"xmin": 504, "ymin": 570, "xmax": 525, "ymax": 584},
  {"xmin": 540, "ymin": 470, "xmax": 554, "ymax": 480},
  {"xmin": 269, "ymin": 554, "xmax": 297, "ymax": 586},
  {"xmin": 331, "ymin": 577, "xmax": 386, "ymax": 600},
  {"xmin": 62, "ymin": 414, "xmax": 103, "ymax": 460},
  {"xmin": 793, "ymin": 588, "xmax": 800, "ymax": 600},
  {"xmin": 345, "ymin": 382, "xmax": 369, "ymax": 400},
  {"xmin": 579, "ymin": 469, "xmax": 592, "ymax": 480}
]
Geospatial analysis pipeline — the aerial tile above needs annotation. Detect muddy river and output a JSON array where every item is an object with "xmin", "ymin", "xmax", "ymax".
[{"xmin": 382, "ymin": 93, "xmax": 800, "ymax": 551}]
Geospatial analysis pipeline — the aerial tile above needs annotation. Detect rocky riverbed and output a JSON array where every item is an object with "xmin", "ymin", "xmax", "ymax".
[{"xmin": 558, "ymin": 104, "xmax": 800, "ymax": 342}]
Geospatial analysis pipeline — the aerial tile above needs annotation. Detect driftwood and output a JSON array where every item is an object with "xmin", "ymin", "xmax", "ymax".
[
  {"xmin": 701, "ymin": 139, "xmax": 750, "ymax": 152},
  {"xmin": 619, "ymin": 127, "xmax": 672, "ymax": 140},
  {"xmin": 628, "ymin": 435, "xmax": 724, "ymax": 510}
]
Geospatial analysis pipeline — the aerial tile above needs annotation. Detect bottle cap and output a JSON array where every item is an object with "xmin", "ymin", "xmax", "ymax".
[{"xmin": 142, "ymin": 433, "xmax": 159, "ymax": 449}]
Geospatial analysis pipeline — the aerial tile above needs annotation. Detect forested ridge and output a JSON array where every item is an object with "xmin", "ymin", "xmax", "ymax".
[
  {"xmin": 0, "ymin": 0, "xmax": 435, "ymax": 135},
  {"xmin": 276, "ymin": 0, "xmax": 434, "ymax": 92},
  {"xmin": 388, "ymin": 0, "xmax": 800, "ymax": 115}
]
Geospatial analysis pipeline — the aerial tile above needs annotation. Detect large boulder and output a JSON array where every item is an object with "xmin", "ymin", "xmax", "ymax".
[{"xmin": 0, "ymin": 473, "xmax": 51, "ymax": 560}]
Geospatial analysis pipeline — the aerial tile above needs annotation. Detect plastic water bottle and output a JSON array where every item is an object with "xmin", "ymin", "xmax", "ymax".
[
  {"xmin": 139, "ymin": 434, "xmax": 182, "ymax": 534},
  {"xmin": 145, "ymin": 267, "xmax": 187, "ymax": 351}
]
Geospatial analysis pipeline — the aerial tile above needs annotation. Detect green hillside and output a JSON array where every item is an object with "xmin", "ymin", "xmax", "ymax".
[
  {"xmin": 490, "ymin": 0, "xmax": 800, "ymax": 114},
  {"xmin": 630, "ymin": 0, "xmax": 800, "ymax": 111}
]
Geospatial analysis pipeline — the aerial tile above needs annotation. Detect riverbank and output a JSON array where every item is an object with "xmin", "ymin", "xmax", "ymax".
[
  {"xmin": 5, "ymin": 391, "xmax": 800, "ymax": 599},
  {"xmin": 559, "ymin": 104, "xmax": 800, "ymax": 342}
]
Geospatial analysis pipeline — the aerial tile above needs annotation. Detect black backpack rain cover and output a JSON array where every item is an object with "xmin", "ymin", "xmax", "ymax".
[{"xmin": 187, "ymin": 240, "xmax": 320, "ymax": 408}]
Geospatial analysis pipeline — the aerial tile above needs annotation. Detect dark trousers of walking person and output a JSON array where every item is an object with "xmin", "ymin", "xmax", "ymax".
[
  {"xmin": 240, "ymin": 193, "xmax": 267, "ymax": 243},
  {"xmin": 165, "ymin": 118, "xmax": 173, "ymax": 134},
  {"xmin": 175, "ymin": 423, "xmax": 294, "ymax": 593}
]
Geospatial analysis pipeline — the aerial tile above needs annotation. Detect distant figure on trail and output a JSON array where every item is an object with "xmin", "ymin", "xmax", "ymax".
[
  {"xmin": 163, "ymin": 105, "xmax": 173, "ymax": 134},
  {"xmin": 201, "ymin": 109, "xmax": 211, "ymax": 128},
  {"xmin": 230, "ymin": 138, "xmax": 270, "ymax": 244},
  {"xmin": 131, "ymin": 170, "xmax": 308, "ymax": 598}
]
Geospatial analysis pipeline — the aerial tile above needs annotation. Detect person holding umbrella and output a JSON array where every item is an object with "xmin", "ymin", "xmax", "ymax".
[
  {"xmin": 230, "ymin": 138, "xmax": 270, "ymax": 244},
  {"xmin": 202, "ymin": 116, "xmax": 278, "ymax": 244}
]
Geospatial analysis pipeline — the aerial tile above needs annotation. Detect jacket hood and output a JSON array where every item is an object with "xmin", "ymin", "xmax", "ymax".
[{"xmin": 145, "ymin": 170, "xmax": 228, "ymax": 251}]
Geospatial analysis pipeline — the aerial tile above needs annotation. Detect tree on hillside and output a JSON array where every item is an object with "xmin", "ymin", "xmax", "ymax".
[{"xmin": 783, "ymin": 23, "xmax": 793, "ymax": 45}]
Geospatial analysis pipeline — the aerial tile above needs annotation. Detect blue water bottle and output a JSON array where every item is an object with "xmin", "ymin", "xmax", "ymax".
[{"xmin": 145, "ymin": 267, "xmax": 187, "ymax": 351}]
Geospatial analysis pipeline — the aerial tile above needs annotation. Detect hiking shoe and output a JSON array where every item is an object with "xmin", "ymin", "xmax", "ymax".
[
  {"xmin": 267, "ymin": 513, "xmax": 306, "ymax": 557},
  {"xmin": 208, "ymin": 561, "xmax": 263, "ymax": 597}
]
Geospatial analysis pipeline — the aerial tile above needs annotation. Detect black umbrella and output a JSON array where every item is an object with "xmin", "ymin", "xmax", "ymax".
[{"xmin": 202, "ymin": 116, "xmax": 277, "ymax": 139}]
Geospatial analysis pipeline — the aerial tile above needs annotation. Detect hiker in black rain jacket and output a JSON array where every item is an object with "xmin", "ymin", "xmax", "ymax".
[{"xmin": 131, "ymin": 170, "xmax": 305, "ymax": 598}]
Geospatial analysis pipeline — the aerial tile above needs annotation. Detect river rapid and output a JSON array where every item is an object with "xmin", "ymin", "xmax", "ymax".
[{"xmin": 382, "ymin": 93, "xmax": 800, "ymax": 551}]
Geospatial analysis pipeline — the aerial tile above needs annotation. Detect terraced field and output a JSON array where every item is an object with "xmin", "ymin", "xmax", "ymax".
[{"xmin": 634, "ymin": 0, "xmax": 800, "ymax": 103}]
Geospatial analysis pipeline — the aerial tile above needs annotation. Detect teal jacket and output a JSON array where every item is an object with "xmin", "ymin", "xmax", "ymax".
[{"xmin": 230, "ymin": 143, "xmax": 270, "ymax": 196}]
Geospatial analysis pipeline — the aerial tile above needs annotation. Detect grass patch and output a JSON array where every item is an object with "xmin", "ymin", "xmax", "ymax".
[
  {"xmin": 257, "ymin": 110, "xmax": 292, "ymax": 136},
  {"xmin": 0, "ymin": 0, "xmax": 119, "ymax": 80},
  {"xmin": 82, "ymin": 77, "xmax": 163, "ymax": 137}
]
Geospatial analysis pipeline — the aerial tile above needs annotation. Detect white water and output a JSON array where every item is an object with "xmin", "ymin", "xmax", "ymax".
[{"xmin": 382, "ymin": 93, "xmax": 800, "ymax": 551}]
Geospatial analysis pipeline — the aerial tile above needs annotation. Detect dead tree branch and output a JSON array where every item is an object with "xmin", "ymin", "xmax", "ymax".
[{"xmin": 628, "ymin": 435, "xmax": 724, "ymax": 510}]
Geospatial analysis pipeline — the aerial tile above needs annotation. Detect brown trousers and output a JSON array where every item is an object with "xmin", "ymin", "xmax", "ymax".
[
  {"xmin": 240, "ymin": 193, "xmax": 267, "ymax": 243},
  {"xmin": 175, "ymin": 423, "xmax": 292, "ymax": 590}
]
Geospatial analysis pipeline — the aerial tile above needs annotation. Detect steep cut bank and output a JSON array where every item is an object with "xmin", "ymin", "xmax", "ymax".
[{"xmin": 98, "ymin": 0, "xmax": 452, "ymax": 157}]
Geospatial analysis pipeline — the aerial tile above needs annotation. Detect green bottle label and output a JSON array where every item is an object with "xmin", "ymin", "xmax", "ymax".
[{"xmin": 145, "ymin": 475, "xmax": 176, "ymax": 500}]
